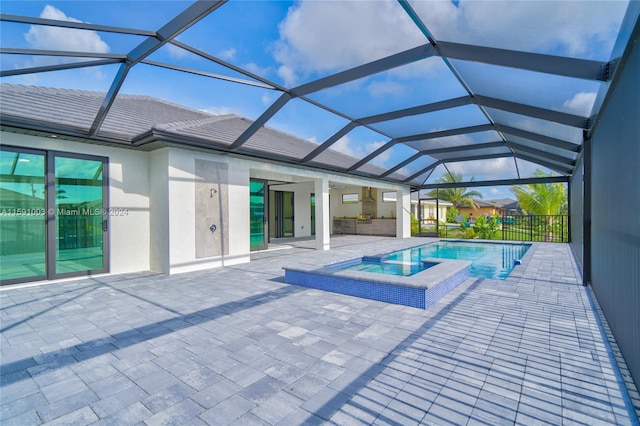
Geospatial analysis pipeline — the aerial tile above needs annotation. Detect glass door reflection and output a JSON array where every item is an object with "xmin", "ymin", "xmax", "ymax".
[
  {"xmin": 0, "ymin": 149, "xmax": 47, "ymax": 282},
  {"xmin": 54, "ymin": 156, "xmax": 106, "ymax": 275},
  {"xmin": 249, "ymin": 179, "xmax": 267, "ymax": 251}
]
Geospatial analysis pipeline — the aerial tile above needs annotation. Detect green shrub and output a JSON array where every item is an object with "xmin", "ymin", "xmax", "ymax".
[
  {"xmin": 410, "ymin": 214, "xmax": 420, "ymax": 235},
  {"xmin": 456, "ymin": 222, "xmax": 476, "ymax": 239},
  {"xmin": 446, "ymin": 206, "xmax": 459, "ymax": 223},
  {"xmin": 438, "ymin": 221, "xmax": 448, "ymax": 238},
  {"xmin": 473, "ymin": 214, "xmax": 501, "ymax": 239}
]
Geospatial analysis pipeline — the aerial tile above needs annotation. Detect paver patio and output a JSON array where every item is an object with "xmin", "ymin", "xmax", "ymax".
[{"xmin": 1, "ymin": 236, "xmax": 639, "ymax": 425}]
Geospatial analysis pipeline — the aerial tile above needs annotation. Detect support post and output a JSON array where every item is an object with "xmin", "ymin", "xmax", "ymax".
[
  {"xmin": 315, "ymin": 177, "xmax": 330, "ymax": 250},
  {"xmin": 396, "ymin": 187, "xmax": 411, "ymax": 238}
]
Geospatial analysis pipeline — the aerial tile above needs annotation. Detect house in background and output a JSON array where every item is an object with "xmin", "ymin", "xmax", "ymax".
[
  {"xmin": 410, "ymin": 193, "xmax": 453, "ymax": 223},
  {"xmin": 457, "ymin": 198, "xmax": 521, "ymax": 220}
]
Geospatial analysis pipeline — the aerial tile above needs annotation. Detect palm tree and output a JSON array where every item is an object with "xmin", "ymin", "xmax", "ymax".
[
  {"xmin": 427, "ymin": 172, "xmax": 483, "ymax": 208},
  {"xmin": 510, "ymin": 169, "xmax": 567, "ymax": 241},
  {"xmin": 510, "ymin": 169, "xmax": 567, "ymax": 215}
]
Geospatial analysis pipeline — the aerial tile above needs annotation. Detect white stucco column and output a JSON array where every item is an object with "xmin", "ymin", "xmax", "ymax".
[
  {"xmin": 315, "ymin": 177, "xmax": 330, "ymax": 250},
  {"xmin": 149, "ymin": 149, "xmax": 170, "ymax": 274},
  {"xmin": 396, "ymin": 187, "xmax": 411, "ymax": 238}
]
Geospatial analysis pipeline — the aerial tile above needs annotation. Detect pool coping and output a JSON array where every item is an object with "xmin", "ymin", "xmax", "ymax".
[
  {"xmin": 282, "ymin": 248, "xmax": 473, "ymax": 309},
  {"xmin": 283, "ymin": 257, "xmax": 471, "ymax": 290}
]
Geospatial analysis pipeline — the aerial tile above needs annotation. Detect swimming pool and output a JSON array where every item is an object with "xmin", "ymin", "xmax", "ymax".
[
  {"xmin": 335, "ymin": 241, "xmax": 530, "ymax": 280},
  {"xmin": 283, "ymin": 240, "xmax": 531, "ymax": 309}
]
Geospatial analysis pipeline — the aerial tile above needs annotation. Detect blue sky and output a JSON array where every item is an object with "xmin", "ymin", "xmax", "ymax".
[{"xmin": 0, "ymin": 0, "xmax": 631, "ymax": 200}]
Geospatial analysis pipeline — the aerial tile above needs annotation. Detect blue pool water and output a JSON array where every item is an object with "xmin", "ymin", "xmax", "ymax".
[
  {"xmin": 333, "ymin": 258, "xmax": 437, "ymax": 276},
  {"xmin": 336, "ymin": 241, "xmax": 530, "ymax": 280}
]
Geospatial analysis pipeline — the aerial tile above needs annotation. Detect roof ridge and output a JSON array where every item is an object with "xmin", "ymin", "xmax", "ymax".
[
  {"xmin": 154, "ymin": 114, "xmax": 239, "ymax": 132},
  {"xmin": 1, "ymin": 83, "xmax": 106, "ymax": 98},
  {"xmin": 0, "ymin": 83, "xmax": 214, "ymax": 117}
]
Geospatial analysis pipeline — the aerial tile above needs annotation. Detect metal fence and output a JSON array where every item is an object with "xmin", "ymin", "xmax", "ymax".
[{"xmin": 501, "ymin": 215, "xmax": 568, "ymax": 243}]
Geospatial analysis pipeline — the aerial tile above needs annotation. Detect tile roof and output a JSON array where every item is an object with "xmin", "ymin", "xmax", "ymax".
[{"xmin": 0, "ymin": 84, "xmax": 387, "ymax": 177}]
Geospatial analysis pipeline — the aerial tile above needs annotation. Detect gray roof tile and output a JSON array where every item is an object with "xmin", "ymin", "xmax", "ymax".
[{"xmin": 1, "ymin": 84, "xmax": 388, "ymax": 177}]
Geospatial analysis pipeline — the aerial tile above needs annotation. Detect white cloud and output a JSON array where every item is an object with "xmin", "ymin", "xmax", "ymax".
[
  {"xmin": 331, "ymin": 136, "xmax": 390, "ymax": 166},
  {"xmin": 26, "ymin": 5, "xmax": 109, "ymax": 54},
  {"xmin": 480, "ymin": 186, "xmax": 513, "ymax": 201},
  {"xmin": 277, "ymin": 65, "xmax": 297, "ymax": 87},
  {"xmin": 273, "ymin": 0, "xmax": 425, "ymax": 85},
  {"xmin": 448, "ymin": 157, "xmax": 515, "ymax": 181},
  {"xmin": 218, "ymin": 48, "xmax": 236, "ymax": 61},
  {"xmin": 516, "ymin": 158, "xmax": 554, "ymax": 177},
  {"xmin": 23, "ymin": 5, "xmax": 110, "ymax": 79},
  {"xmin": 367, "ymin": 141, "xmax": 391, "ymax": 166},
  {"xmin": 272, "ymin": 1, "xmax": 626, "ymax": 87},
  {"xmin": 261, "ymin": 92, "xmax": 278, "ymax": 106},
  {"xmin": 200, "ymin": 106, "xmax": 236, "ymax": 116},
  {"xmin": 397, "ymin": 167, "xmax": 411, "ymax": 178},
  {"xmin": 411, "ymin": 1, "xmax": 627, "ymax": 59},
  {"xmin": 165, "ymin": 43, "xmax": 188, "ymax": 59},
  {"xmin": 332, "ymin": 136, "xmax": 358, "ymax": 158},
  {"xmin": 367, "ymin": 80, "xmax": 406, "ymax": 98},
  {"xmin": 244, "ymin": 62, "xmax": 272, "ymax": 79},
  {"xmin": 562, "ymin": 92, "xmax": 597, "ymax": 116}
]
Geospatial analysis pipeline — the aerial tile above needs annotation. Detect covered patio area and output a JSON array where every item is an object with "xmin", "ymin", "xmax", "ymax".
[{"xmin": 2, "ymin": 236, "xmax": 638, "ymax": 424}]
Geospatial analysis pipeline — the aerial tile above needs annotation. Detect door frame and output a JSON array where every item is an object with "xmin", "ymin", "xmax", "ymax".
[
  {"xmin": 310, "ymin": 193, "xmax": 316, "ymax": 236},
  {"xmin": 249, "ymin": 178, "xmax": 268, "ymax": 251},
  {"xmin": 272, "ymin": 190, "xmax": 295, "ymax": 238},
  {"xmin": 0, "ymin": 146, "xmax": 109, "ymax": 285},
  {"xmin": 48, "ymin": 150, "xmax": 109, "ymax": 280}
]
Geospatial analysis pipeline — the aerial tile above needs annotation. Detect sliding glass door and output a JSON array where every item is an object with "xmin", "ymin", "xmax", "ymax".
[
  {"xmin": 273, "ymin": 191, "xmax": 294, "ymax": 238},
  {"xmin": 249, "ymin": 179, "xmax": 267, "ymax": 251},
  {"xmin": 0, "ymin": 147, "xmax": 108, "ymax": 285},
  {"xmin": 53, "ymin": 155, "xmax": 106, "ymax": 276},
  {"xmin": 310, "ymin": 193, "xmax": 316, "ymax": 236},
  {"xmin": 0, "ymin": 149, "xmax": 47, "ymax": 281}
]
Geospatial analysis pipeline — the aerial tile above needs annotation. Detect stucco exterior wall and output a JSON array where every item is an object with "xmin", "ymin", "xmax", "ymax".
[
  {"xmin": 457, "ymin": 206, "xmax": 499, "ymax": 219},
  {"xmin": 331, "ymin": 188, "xmax": 363, "ymax": 219},
  {"xmin": 1, "ymin": 132, "xmax": 151, "ymax": 275},
  {"xmin": 149, "ymin": 149, "xmax": 169, "ymax": 273},
  {"xmin": 163, "ymin": 149, "xmax": 251, "ymax": 274},
  {"xmin": 1, "ymin": 133, "xmax": 412, "ymax": 279}
]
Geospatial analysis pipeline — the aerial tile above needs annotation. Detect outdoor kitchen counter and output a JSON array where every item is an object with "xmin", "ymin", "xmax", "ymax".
[{"xmin": 332, "ymin": 218, "xmax": 396, "ymax": 236}]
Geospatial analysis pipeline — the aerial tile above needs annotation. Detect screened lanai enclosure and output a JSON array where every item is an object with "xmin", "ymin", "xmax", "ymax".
[
  {"xmin": 1, "ymin": 0, "xmax": 639, "ymax": 393},
  {"xmin": 1, "ymin": 0, "xmax": 635, "ymax": 186}
]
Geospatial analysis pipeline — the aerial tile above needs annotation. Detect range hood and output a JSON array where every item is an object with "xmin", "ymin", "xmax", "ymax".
[
  {"xmin": 362, "ymin": 186, "xmax": 376, "ymax": 202},
  {"xmin": 361, "ymin": 186, "xmax": 377, "ymax": 219}
]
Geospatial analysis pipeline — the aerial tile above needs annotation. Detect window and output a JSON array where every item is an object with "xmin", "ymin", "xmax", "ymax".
[
  {"xmin": 382, "ymin": 191, "xmax": 397, "ymax": 202},
  {"xmin": 342, "ymin": 193, "xmax": 359, "ymax": 204}
]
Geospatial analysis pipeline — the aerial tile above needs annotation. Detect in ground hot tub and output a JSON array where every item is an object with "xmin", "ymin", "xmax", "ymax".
[{"xmin": 283, "ymin": 255, "xmax": 470, "ymax": 309}]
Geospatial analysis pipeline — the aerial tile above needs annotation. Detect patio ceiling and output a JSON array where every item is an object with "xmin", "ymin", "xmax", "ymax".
[{"xmin": 1, "ymin": 0, "xmax": 638, "ymax": 190}]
